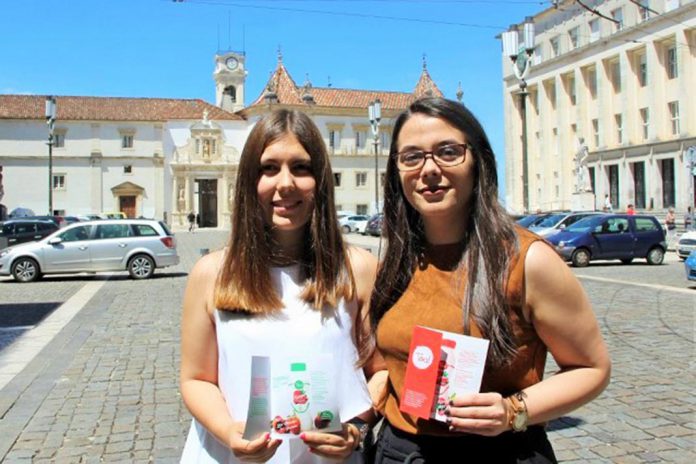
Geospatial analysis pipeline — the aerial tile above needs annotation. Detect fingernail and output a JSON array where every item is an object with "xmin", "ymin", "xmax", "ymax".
[
  {"xmin": 264, "ymin": 433, "xmax": 271, "ymax": 441},
  {"xmin": 309, "ymin": 448, "xmax": 315, "ymax": 453},
  {"xmin": 446, "ymin": 417, "xmax": 452, "ymax": 424},
  {"xmin": 448, "ymin": 425, "xmax": 454, "ymax": 431},
  {"xmin": 449, "ymin": 400, "xmax": 454, "ymax": 406},
  {"xmin": 444, "ymin": 408, "xmax": 450, "ymax": 416},
  {"xmin": 300, "ymin": 433, "xmax": 306, "ymax": 440}
]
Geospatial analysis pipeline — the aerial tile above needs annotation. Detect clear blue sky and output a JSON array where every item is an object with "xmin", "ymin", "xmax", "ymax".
[{"xmin": 1, "ymin": 0, "xmax": 549, "ymax": 200}]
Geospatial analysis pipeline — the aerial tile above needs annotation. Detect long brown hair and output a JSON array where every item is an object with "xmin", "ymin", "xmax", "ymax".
[
  {"xmin": 366, "ymin": 97, "xmax": 519, "ymax": 368},
  {"xmin": 215, "ymin": 109, "xmax": 355, "ymax": 312}
]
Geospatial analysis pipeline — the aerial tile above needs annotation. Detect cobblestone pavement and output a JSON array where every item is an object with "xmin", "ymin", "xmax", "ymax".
[{"xmin": 0, "ymin": 230, "xmax": 693, "ymax": 463}]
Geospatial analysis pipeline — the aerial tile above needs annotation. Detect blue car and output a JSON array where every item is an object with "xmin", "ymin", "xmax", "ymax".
[
  {"xmin": 685, "ymin": 251, "xmax": 696, "ymax": 282},
  {"xmin": 545, "ymin": 214, "xmax": 667, "ymax": 267}
]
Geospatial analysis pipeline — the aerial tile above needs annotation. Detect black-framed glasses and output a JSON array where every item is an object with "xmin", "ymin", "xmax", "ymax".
[{"xmin": 393, "ymin": 143, "xmax": 471, "ymax": 172}]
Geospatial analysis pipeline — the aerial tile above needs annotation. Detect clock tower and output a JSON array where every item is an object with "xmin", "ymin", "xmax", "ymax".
[{"xmin": 214, "ymin": 51, "xmax": 246, "ymax": 113}]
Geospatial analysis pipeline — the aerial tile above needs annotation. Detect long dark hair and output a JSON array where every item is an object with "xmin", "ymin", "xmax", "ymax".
[
  {"xmin": 366, "ymin": 97, "xmax": 519, "ymax": 368},
  {"xmin": 215, "ymin": 109, "xmax": 354, "ymax": 313}
]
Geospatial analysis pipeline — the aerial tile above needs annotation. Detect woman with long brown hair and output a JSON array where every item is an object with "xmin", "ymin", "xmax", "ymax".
[
  {"xmin": 180, "ymin": 109, "xmax": 377, "ymax": 463},
  {"xmin": 366, "ymin": 97, "xmax": 610, "ymax": 462}
]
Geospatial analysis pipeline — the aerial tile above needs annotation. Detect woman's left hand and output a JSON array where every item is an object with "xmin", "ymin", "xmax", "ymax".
[
  {"xmin": 445, "ymin": 392, "xmax": 510, "ymax": 437},
  {"xmin": 300, "ymin": 423, "xmax": 359, "ymax": 459}
]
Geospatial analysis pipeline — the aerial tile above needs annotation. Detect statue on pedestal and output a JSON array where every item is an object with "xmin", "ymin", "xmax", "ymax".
[{"xmin": 177, "ymin": 184, "xmax": 186, "ymax": 213}]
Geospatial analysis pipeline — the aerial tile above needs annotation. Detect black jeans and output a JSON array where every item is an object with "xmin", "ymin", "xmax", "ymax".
[{"xmin": 374, "ymin": 421, "xmax": 557, "ymax": 464}]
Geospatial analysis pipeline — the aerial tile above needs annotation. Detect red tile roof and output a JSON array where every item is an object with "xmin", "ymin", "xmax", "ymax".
[
  {"xmin": 249, "ymin": 61, "xmax": 443, "ymax": 110},
  {"xmin": 0, "ymin": 95, "xmax": 243, "ymax": 121}
]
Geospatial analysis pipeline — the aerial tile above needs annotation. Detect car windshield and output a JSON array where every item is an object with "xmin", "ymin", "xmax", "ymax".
[
  {"xmin": 566, "ymin": 215, "xmax": 605, "ymax": 233},
  {"xmin": 517, "ymin": 214, "xmax": 545, "ymax": 227},
  {"xmin": 533, "ymin": 213, "xmax": 567, "ymax": 228}
]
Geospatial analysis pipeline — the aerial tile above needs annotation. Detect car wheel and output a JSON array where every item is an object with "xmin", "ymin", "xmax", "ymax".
[
  {"xmin": 571, "ymin": 248, "xmax": 591, "ymax": 267},
  {"xmin": 620, "ymin": 258, "xmax": 633, "ymax": 264},
  {"xmin": 11, "ymin": 257, "xmax": 42, "ymax": 283},
  {"xmin": 128, "ymin": 254, "xmax": 155, "ymax": 279},
  {"xmin": 341, "ymin": 225, "xmax": 350, "ymax": 234},
  {"xmin": 646, "ymin": 247, "xmax": 665, "ymax": 265}
]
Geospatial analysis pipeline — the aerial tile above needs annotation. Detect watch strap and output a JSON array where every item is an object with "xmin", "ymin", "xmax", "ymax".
[
  {"xmin": 507, "ymin": 391, "xmax": 528, "ymax": 432},
  {"xmin": 346, "ymin": 418, "xmax": 370, "ymax": 452}
]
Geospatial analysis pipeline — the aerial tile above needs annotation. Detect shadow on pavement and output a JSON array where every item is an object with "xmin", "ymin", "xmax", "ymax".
[
  {"xmin": 0, "ymin": 302, "xmax": 62, "ymax": 327},
  {"xmin": 547, "ymin": 416, "xmax": 584, "ymax": 431},
  {"xmin": 0, "ymin": 272, "xmax": 189, "ymax": 283}
]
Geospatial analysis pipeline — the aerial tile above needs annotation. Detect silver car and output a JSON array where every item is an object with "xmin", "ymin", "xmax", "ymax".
[{"xmin": 0, "ymin": 219, "xmax": 179, "ymax": 282}]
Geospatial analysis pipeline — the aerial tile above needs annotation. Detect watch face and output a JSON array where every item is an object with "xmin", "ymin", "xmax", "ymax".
[
  {"xmin": 513, "ymin": 411, "xmax": 528, "ymax": 431},
  {"xmin": 225, "ymin": 57, "xmax": 238, "ymax": 70}
]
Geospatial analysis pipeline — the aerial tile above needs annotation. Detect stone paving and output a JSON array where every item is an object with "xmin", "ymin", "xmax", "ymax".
[{"xmin": 0, "ymin": 229, "xmax": 694, "ymax": 463}]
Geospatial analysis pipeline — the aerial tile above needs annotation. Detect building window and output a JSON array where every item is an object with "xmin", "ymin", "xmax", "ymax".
[
  {"xmin": 640, "ymin": 108, "xmax": 649, "ymax": 140},
  {"xmin": 568, "ymin": 76, "xmax": 576, "ymax": 105},
  {"xmin": 380, "ymin": 172, "xmax": 386, "ymax": 187},
  {"xmin": 355, "ymin": 131, "xmax": 366, "ymax": 150},
  {"xmin": 329, "ymin": 130, "xmax": 340, "ymax": 150},
  {"xmin": 550, "ymin": 36, "xmax": 560, "ymax": 58},
  {"xmin": 124, "ymin": 165, "xmax": 133, "ymax": 174},
  {"xmin": 552, "ymin": 127, "xmax": 558, "ymax": 151},
  {"xmin": 355, "ymin": 172, "xmax": 367, "ymax": 187},
  {"xmin": 380, "ymin": 132, "xmax": 390, "ymax": 151},
  {"xmin": 122, "ymin": 134, "xmax": 134, "ymax": 149},
  {"xmin": 586, "ymin": 66, "xmax": 597, "ymax": 99},
  {"xmin": 611, "ymin": 60, "xmax": 621, "ymax": 92},
  {"xmin": 611, "ymin": 8, "xmax": 623, "ymax": 31},
  {"xmin": 638, "ymin": 53, "xmax": 647, "ymax": 87},
  {"xmin": 568, "ymin": 27, "xmax": 579, "ymax": 49},
  {"xmin": 665, "ymin": 0, "xmax": 679, "ymax": 12},
  {"xmin": 615, "ymin": 114, "xmax": 623, "ymax": 144},
  {"xmin": 356, "ymin": 204, "xmax": 368, "ymax": 215},
  {"xmin": 639, "ymin": 2, "xmax": 650, "ymax": 21},
  {"xmin": 668, "ymin": 101, "xmax": 680, "ymax": 135},
  {"xmin": 666, "ymin": 45, "xmax": 678, "ymax": 79},
  {"xmin": 195, "ymin": 139, "xmax": 200, "ymax": 154},
  {"xmin": 53, "ymin": 133, "xmax": 65, "ymax": 148},
  {"xmin": 589, "ymin": 19, "xmax": 600, "ymax": 43},
  {"xmin": 53, "ymin": 174, "xmax": 66, "ymax": 190},
  {"xmin": 333, "ymin": 172, "xmax": 342, "ymax": 187},
  {"xmin": 592, "ymin": 119, "xmax": 600, "ymax": 147}
]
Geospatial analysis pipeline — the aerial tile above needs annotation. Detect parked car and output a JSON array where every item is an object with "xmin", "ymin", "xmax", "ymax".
[
  {"xmin": 339, "ymin": 215, "xmax": 369, "ymax": 234},
  {"xmin": 0, "ymin": 219, "xmax": 179, "ymax": 282},
  {"xmin": 28, "ymin": 215, "xmax": 65, "ymax": 228},
  {"xmin": 685, "ymin": 250, "xmax": 696, "ymax": 282},
  {"xmin": 364, "ymin": 213, "xmax": 384, "ymax": 237},
  {"xmin": 516, "ymin": 213, "xmax": 550, "ymax": 228},
  {"xmin": 545, "ymin": 214, "xmax": 666, "ymax": 267},
  {"xmin": 0, "ymin": 219, "xmax": 59, "ymax": 250},
  {"xmin": 8, "ymin": 207, "xmax": 35, "ymax": 218},
  {"xmin": 62, "ymin": 216, "xmax": 82, "ymax": 225},
  {"xmin": 529, "ymin": 211, "xmax": 603, "ymax": 237},
  {"xmin": 100, "ymin": 211, "xmax": 127, "ymax": 219},
  {"xmin": 676, "ymin": 231, "xmax": 696, "ymax": 260}
]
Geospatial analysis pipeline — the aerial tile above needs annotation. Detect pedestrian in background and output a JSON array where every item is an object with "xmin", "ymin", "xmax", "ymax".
[
  {"xmin": 187, "ymin": 211, "xmax": 196, "ymax": 233},
  {"xmin": 626, "ymin": 204, "xmax": 635, "ymax": 216},
  {"xmin": 685, "ymin": 206, "xmax": 694, "ymax": 231},
  {"xmin": 603, "ymin": 194, "xmax": 613, "ymax": 212},
  {"xmin": 180, "ymin": 109, "xmax": 379, "ymax": 463},
  {"xmin": 665, "ymin": 207, "xmax": 677, "ymax": 247},
  {"xmin": 363, "ymin": 98, "xmax": 610, "ymax": 462}
]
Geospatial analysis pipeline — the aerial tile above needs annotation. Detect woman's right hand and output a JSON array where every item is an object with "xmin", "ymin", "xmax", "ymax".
[{"xmin": 229, "ymin": 429, "xmax": 282, "ymax": 463}]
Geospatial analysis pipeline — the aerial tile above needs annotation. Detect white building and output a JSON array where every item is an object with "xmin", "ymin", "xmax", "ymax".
[
  {"xmin": 0, "ymin": 51, "xmax": 445, "ymax": 227},
  {"xmin": 502, "ymin": 0, "xmax": 696, "ymax": 213}
]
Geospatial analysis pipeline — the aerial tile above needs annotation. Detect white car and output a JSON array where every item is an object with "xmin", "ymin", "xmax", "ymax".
[
  {"xmin": 530, "ymin": 212, "xmax": 604, "ymax": 237},
  {"xmin": 339, "ymin": 215, "xmax": 369, "ymax": 234},
  {"xmin": 0, "ymin": 219, "xmax": 179, "ymax": 282},
  {"xmin": 677, "ymin": 231, "xmax": 696, "ymax": 260}
]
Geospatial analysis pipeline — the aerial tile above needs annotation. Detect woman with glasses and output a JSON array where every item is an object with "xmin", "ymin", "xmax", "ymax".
[
  {"xmin": 362, "ymin": 98, "xmax": 610, "ymax": 462},
  {"xmin": 180, "ymin": 109, "xmax": 378, "ymax": 463}
]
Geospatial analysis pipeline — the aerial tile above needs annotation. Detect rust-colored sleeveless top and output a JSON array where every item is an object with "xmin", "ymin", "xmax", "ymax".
[{"xmin": 376, "ymin": 226, "xmax": 546, "ymax": 436}]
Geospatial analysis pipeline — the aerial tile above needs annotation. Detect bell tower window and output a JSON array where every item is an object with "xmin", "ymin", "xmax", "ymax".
[{"xmin": 224, "ymin": 86, "xmax": 237, "ymax": 103}]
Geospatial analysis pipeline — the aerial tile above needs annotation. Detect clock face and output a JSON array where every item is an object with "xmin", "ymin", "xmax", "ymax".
[{"xmin": 225, "ymin": 57, "xmax": 239, "ymax": 70}]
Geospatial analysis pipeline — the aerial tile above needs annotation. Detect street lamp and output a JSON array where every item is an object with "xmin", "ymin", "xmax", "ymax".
[
  {"xmin": 45, "ymin": 96, "xmax": 56, "ymax": 215},
  {"xmin": 502, "ymin": 17, "xmax": 535, "ymax": 213},
  {"xmin": 368, "ymin": 98, "xmax": 382, "ymax": 214}
]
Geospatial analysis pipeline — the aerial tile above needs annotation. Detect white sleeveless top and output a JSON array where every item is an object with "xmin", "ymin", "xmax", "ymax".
[{"xmin": 181, "ymin": 265, "xmax": 372, "ymax": 463}]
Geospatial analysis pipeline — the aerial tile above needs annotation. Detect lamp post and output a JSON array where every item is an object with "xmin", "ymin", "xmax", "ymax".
[
  {"xmin": 502, "ymin": 17, "xmax": 535, "ymax": 213},
  {"xmin": 368, "ymin": 98, "xmax": 382, "ymax": 214},
  {"xmin": 45, "ymin": 96, "xmax": 56, "ymax": 215}
]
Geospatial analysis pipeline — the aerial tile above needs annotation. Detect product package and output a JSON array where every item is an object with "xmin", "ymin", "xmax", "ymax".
[
  {"xmin": 400, "ymin": 326, "xmax": 490, "ymax": 421},
  {"xmin": 243, "ymin": 355, "xmax": 342, "ymax": 440}
]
